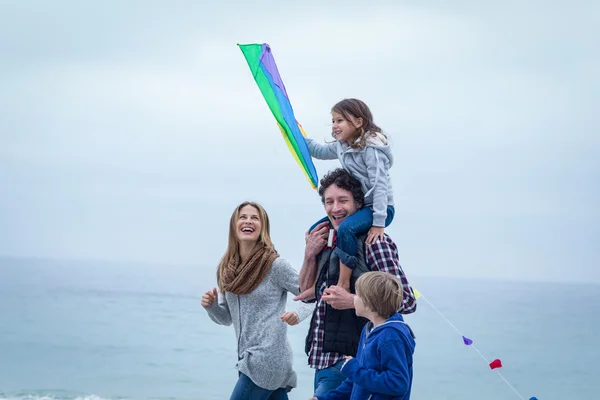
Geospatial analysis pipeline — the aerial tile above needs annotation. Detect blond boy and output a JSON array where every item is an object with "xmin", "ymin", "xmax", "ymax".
[{"xmin": 311, "ymin": 272, "xmax": 416, "ymax": 400}]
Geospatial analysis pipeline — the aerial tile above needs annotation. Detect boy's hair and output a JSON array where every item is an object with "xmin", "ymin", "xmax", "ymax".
[
  {"xmin": 355, "ymin": 271, "xmax": 403, "ymax": 319},
  {"xmin": 331, "ymin": 98, "xmax": 384, "ymax": 149},
  {"xmin": 318, "ymin": 168, "xmax": 364, "ymax": 206}
]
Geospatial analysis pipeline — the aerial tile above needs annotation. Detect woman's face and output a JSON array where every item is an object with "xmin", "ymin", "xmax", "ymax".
[{"xmin": 236, "ymin": 205, "xmax": 262, "ymax": 243}]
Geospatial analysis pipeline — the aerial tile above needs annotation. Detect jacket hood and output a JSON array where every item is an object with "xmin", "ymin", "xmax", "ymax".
[
  {"xmin": 367, "ymin": 313, "xmax": 415, "ymax": 346},
  {"xmin": 365, "ymin": 131, "xmax": 394, "ymax": 166}
]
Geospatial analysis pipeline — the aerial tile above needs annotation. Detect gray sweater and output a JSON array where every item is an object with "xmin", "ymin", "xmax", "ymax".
[
  {"xmin": 305, "ymin": 132, "xmax": 394, "ymax": 227},
  {"xmin": 204, "ymin": 257, "xmax": 313, "ymax": 391}
]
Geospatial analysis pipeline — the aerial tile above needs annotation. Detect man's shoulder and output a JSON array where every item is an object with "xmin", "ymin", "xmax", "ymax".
[
  {"xmin": 364, "ymin": 234, "xmax": 398, "ymax": 252},
  {"xmin": 363, "ymin": 234, "xmax": 399, "ymax": 267}
]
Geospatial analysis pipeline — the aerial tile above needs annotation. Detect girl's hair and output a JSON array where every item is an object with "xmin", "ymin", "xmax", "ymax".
[
  {"xmin": 216, "ymin": 201, "xmax": 275, "ymax": 288},
  {"xmin": 331, "ymin": 98, "xmax": 384, "ymax": 149},
  {"xmin": 355, "ymin": 271, "xmax": 403, "ymax": 319}
]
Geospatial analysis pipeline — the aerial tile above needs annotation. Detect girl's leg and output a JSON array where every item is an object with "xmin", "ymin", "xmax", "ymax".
[
  {"xmin": 229, "ymin": 373, "xmax": 275, "ymax": 400},
  {"xmin": 334, "ymin": 207, "xmax": 374, "ymax": 291},
  {"xmin": 384, "ymin": 205, "xmax": 395, "ymax": 227},
  {"xmin": 335, "ymin": 207, "xmax": 374, "ymax": 263},
  {"xmin": 309, "ymin": 215, "xmax": 330, "ymax": 233}
]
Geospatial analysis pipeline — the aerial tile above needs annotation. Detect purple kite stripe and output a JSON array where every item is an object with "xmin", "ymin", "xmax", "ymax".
[{"xmin": 260, "ymin": 43, "xmax": 289, "ymax": 99}]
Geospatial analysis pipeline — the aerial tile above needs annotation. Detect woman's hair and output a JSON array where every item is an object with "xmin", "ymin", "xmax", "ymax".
[
  {"xmin": 216, "ymin": 201, "xmax": 275, "ymax": 289},
  {"xmin": 355, "ymin": 271, "xmax": 403, "ymax": 319},
  {"xmin": 331, "ymin": 98, "xmax": 384, "ymax": 149}
]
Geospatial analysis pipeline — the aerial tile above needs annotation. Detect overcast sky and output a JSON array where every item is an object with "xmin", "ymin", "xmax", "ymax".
[{"xmin": 1, "ymin": 0, "xmax": 598, "ymax": 283}]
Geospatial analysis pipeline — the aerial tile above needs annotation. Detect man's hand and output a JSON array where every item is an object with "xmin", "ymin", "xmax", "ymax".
[
  {"xmin": 342, "ymin": 355, "xmax": 353, "ymax": 369},
  {"xmin": 293, "ymin": 287, "xmax": 316, "ymax": 301},
  {"xmin": 366, "ymin": 226, "xmax": 385, "ymax": 245},
  {"xmin": 322, "ymin": 285, "xmax": 355, "ymax": 310},
  {"xmin": 280, "ymin": 312, "xmax": 300, "ymax": 326},
  {"xmin": 305, "ymin": 221, "xmax": 330, "ymax": 259}
]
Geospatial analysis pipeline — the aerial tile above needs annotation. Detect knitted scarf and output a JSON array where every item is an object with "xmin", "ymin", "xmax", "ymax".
[{"xmin": 218, "ymin": 244, "xmax": 279, "ymax": 295}]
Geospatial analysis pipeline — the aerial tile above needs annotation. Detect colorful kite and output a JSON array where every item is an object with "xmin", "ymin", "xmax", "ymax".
[{"xmin": 238, "ymin": 43, "xmax": 319, "ymax": 190}]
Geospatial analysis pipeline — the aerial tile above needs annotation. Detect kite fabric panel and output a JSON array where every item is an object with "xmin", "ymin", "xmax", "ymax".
[{"xmin": 238, "ymin": 43, "xmax": 319, "ymax": 190}]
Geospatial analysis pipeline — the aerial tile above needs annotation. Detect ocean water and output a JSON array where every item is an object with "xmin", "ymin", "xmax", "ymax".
[{"xmin": 1, "ymin": 256, "xmax": 598, "ymax": 400}]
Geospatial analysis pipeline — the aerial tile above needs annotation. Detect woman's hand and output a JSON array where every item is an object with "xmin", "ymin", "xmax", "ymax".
[
  {"xmin": 280, "ymin": 311, "xmax": 300, "ymax": 326},
  {"xmin": 201, "ymin": 288, "xmax": 218, "ymax": 308}
]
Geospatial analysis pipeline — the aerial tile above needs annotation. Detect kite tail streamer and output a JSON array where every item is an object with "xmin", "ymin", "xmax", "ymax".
[{"xmin": 414, "ymin": 289, "xmax": 536, "ymax": 400}]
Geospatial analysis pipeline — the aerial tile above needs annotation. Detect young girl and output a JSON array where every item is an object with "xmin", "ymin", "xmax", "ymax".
[{"xmin": 299, "ymin": 98, "xmax": 395, "ymax": 298}]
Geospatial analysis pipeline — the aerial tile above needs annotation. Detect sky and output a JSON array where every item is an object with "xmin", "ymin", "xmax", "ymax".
[{"xmin": 0, "ymin": 0, "xmax": 598, "ymax": 283}]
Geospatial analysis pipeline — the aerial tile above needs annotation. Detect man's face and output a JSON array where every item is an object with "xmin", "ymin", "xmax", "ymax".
[{"xmin": 323, "ymin": 184, "xmax": 361, "ymax": 229}]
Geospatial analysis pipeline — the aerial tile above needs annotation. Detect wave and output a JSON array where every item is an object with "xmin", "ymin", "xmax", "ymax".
[
  {"xmin": 0, "ymin": 392, "xmax": 117, "ymax": 400},
  {"xmin": 0, "ymin": 392, "xmax": 198, "ymax": 400}
]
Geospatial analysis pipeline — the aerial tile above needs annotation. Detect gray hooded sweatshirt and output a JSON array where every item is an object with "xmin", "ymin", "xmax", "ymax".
[{"xmin": 305, "ymin": 132, "xmax": 394, "ymax": 227}]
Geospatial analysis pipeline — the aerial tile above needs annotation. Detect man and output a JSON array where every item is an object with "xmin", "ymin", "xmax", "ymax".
[{"xmin": 295, "ymin": 168, "xmax": 417, "ymax": 398}]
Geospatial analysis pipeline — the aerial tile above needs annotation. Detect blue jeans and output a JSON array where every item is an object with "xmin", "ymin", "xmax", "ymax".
[
  {"xmin": 313, "ymin": 360, "xmax": 346, "ymax": 397},
  {"xmin": 309, "ymin": 205, "xmax": 395, "ymax": 268},
  {"xmin": 229, "ymin": 373, "xmax": 289, "ymax": 400}
]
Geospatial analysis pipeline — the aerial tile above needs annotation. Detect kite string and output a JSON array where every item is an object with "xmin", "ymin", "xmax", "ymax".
[{"xmin": 417, "ymin": 292, "xmax": 526, "ymax": 400}]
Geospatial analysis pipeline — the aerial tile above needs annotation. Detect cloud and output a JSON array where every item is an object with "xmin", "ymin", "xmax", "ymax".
[{"xmin": 0, "ymin": 0, "xmax": 598, "ymax": 282}]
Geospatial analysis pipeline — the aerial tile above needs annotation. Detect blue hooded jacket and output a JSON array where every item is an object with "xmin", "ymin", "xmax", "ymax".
[{"xmin": 319, "ymin": 313, "xmax": 416, "ymax": 400}]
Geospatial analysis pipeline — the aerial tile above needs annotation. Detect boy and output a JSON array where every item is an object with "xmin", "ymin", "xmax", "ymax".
[{"xmin": 310, "ymin": 271, "xmax": 416, "ymax": 400}]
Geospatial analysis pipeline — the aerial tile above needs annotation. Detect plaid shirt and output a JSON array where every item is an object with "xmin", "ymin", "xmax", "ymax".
[{"xmin": 307, "ymin": 234, "xmax": 417, "ymax": 370}]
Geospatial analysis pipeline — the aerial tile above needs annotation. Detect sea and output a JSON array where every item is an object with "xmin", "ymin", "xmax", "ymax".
[{"xmin": 0, "ymin": 256, "xmax": 598, "ymax": 400}]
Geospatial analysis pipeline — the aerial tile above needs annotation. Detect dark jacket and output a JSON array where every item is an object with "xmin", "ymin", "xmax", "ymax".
[{"xmin": 305, "ymin": 234, "xmax": 371, "ymax": 357}]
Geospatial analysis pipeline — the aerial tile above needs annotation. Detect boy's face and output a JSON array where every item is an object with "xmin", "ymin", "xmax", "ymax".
[{"xmin": 354, "ymin": 293, "xmax": 368, "ymax": 318}]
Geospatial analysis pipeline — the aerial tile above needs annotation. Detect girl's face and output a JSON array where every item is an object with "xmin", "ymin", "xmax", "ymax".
[
  {"xmin": 236, "ymin": 205, "xmax": 262, "ymax": 244},
  {"xmin": 331, "ymin": 111, "xmax": 363, "ymax": 143}
]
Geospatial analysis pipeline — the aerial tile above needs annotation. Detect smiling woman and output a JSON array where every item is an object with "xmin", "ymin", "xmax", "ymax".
[
  {"xmin": 201, "ymin": 201, "xmax": 313, "ymax": 400},
  {"xmin": 237, "ymin": 204, "xmax": 263, "ymax": 242}
]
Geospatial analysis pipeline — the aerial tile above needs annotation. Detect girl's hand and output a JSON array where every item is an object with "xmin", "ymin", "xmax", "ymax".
[
  {"xmin": 201, "ymin": 288, "xmax": 218, "ymax": 307},
  {"xmin": 280, "ymin": 312, "xmax": 300, "ymax": 326},
  {"xmin": 366, "ymin": 226, "xmax": 385, "ymax": 244}
]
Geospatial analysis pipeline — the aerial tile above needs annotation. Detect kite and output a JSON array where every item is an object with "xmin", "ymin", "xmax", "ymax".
[
  {"xmin": 238, "ymin": 43, "xmax": 319, "ymax": 190},
  {"xmin": 462, "ymin": 336, "xmax": 473, "ymax": 345}
]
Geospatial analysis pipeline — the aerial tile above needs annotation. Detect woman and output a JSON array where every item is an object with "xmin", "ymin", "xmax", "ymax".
[{"xmin": 201, "ymin": 201, "xmax": 313, "ymax": 400}]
